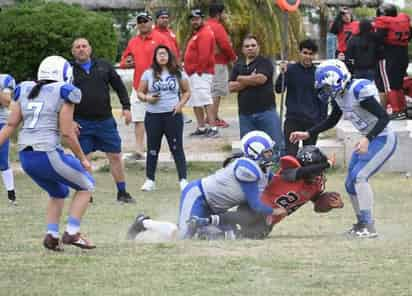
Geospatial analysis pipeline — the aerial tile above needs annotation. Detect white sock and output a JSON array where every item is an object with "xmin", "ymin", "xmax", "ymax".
[
  {"xmin": 47, "ymin": 230, "xmax": 59, "ymax": 239},
  {"xmin": 1, "ymin": 168, "xmax": 14, "ymax": 191},
  {"xmin": 143, "ymin": 219, "xmax": 178, "ymax": 239}
]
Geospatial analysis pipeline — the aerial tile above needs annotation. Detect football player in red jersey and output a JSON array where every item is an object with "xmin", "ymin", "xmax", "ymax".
[
  {"xmin": 374, "ymin": 3, "xmax": 412, "ymax": 120},
  {"xmin": 188, "ymin": 146, "xmax": 341, "ymax": 240},
  {"xmin": 329, "ymin": 7, "xmax": 360, "ymax": 60}
]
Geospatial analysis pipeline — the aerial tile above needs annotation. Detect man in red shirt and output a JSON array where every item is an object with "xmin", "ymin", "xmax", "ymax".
[
  {"xmin": 205, "ymin": 3, "xmax": 237, "ymax": 128},
  {"xmin": 153, "ymin": 9, "xmax": 180, "ymax": 61},
  {"xmin": 329, "ymin": 7, "xmax": 359, "ymax": 61},
  {"xmin": 374, "ymin": 3, "xmax": 411, "ymax": 120},
  {"xmin": 120, "ymin": 12, "xmax": 169, "ymax": 160},
  {"xmin": 184, "ymin": 9, "xmax": 218, "ymax": 138}
]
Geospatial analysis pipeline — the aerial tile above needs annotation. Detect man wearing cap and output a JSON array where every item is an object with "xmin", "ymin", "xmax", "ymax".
[
  {"xmin": 205, "ymin": 3, "xmax": 237, "ymax": 129},
  {"xmin": 184, "ymin": 8, "xmax": 219, "ymax": 138},
  {"xmin": 120, "ymin": 11, "xmax": 170, "ymax": 160},
  {"xmin": 153, "ymin": 9, "xmax": 180, "ymax": 61}
]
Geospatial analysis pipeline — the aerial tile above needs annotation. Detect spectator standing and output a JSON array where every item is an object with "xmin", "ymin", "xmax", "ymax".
[
  {"xmin": 345, "ymin": 20, "xmax": 382, "ymax": 81},
  {"xmin": 205, "ymin": 3, "xmax": 237, "ymax": 128},
  {"xmin": 153, "ymin": 9, "xmax": 180, "ymax": 61},
  {"xmin": 71, "ymin": 38, "xmax": 135, "ymax": 204},
  {"xmin": 137, "ymin": 45, "xmax": 191, "ymax": 192},
  {"xmin": 0, "ymin": 73, "xmax": 17, "ymax": 204},
  {"xmin": 275, "ymin": 39, "xmax": 327, "ymax": 156},
  {"xmin": 374, "ymin": 3, "xmax": 411, "ymax": 120},
  {"xmin": 329, "ymin": 7, "xmax": 359, "ymax": 61},
  {"xmin": 184, "ymin": 9, "xmax": 219, "ymax": 138},
  {"xmin": 120, "ymin": 12, "xmax": 170, "ymax": 159},
  {"xmin": 229, "ymin": 35, "xmax": 283, "ymax": 150}
]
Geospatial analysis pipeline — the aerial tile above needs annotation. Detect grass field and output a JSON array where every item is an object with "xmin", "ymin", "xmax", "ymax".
[{"xmin": 1, "ymin": 165, "xmax": 412, "ymax": 296}]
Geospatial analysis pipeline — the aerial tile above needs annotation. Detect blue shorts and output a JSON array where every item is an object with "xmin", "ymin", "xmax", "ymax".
[
  {"xmin": 178, "ymin": 179, "xmax": 211, "ymax": 238},
  {"xmin": 0, "ymin": 123, "xmax": 10, "ymax": 171},
  {"xmin": 19, "ymin": 149, "xmax": 95, "ymax": 198},
  {"xmin": 76, "ymin": 117, "xmax": 122, "ymax": 154}
]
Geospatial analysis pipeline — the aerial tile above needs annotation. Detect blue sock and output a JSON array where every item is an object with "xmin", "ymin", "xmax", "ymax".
[
  {"xmin": 66, "ymin": 216, "xmax": 81, "ymax": 235},
  {"xmin": 47, "ymin": 223, "xmax": 59, "ymax": 238},
  {"xmin": 117, "ymin": 182, "xmax": 126, "ymax": 193},
  {"xmin": 359, "ymin": 210, "xmax": 373, "ymax": 225}
]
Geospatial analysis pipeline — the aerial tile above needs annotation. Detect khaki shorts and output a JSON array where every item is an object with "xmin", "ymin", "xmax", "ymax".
[
  {"xmin": 211, "ymin": 64, "xmax": 229, "ymax": 98},
  {"xmin": 187, "ymin": 73, "xmax": 213, "ymax": 107},
  {"xmin": 130, "ymin": 88, "xmax": 147, "ymax": 122}
]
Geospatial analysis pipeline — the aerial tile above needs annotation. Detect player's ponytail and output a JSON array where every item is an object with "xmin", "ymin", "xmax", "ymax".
[
  {"xmin": 28, "ymin": 80, "xmax": 53, "ymax": 100},
  {"xmin": 222, "ymin": 152, "xmax": 244, "ymax": 167}
]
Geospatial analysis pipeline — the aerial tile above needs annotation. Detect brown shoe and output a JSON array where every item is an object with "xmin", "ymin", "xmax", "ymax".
[
  {"xmin": 43, "ymin": 234, "xmax": 63, "ymax": 252},
  {"xmin": 62, "ymin": 232, "xmax": 96, "ymax": 249}
]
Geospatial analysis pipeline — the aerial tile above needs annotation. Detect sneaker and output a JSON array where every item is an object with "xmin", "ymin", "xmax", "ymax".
[
  {"xmin": 179, "ymin": 179, "xmax": 188, "ymax": 191},
  {"xmin": 346, "ymin": 223, "xmax": 378, "ymax": 239},
  {"xmin": 62, "ymin": 232, "xmax": 96, "ymax": 249},
  {"xmin": 126, "ymin": 214, "xmax": 149, "ymax": 240},
  {"xmin": 43, "ymin": 234, "xmax": 63, "ymax": 252},
  {"xmin": 8, "ymin": 190, "xmax": 17, "ymax": 206},
  {"xmin": 117, "ymin": 191, "xmax": 136, "ymax": 203},
  {"xmin": 389, "ymin": 111, "xmax": 407, "ymax": 120},
  {"xmin": 206, "ymin": 128, "xmax": 220, "ymax": 138},
  {"xmin": 141, "ymin": 179, "xmax": 156, "ymax": 192},
  {"xmin": 215, "ymin": 119, "xmax": 229, "ymax": 128},
  {"xmin": 124, "ymin": 152, "xmax": 145, "ymax": 162},
  {"xmin": 189, "ymin": 128, "xmax": 207, "ymax": 136}
]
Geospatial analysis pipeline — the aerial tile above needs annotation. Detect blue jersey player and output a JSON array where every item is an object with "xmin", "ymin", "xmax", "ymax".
[
  {"xmin": 0, "ymin": 56, "xmax": 96, "ymax": 251},
  {"xmin": 290, "ymin": 59, "xmax": 397, "ymax": 238},
  {"xmin": 126, "ymin": 131, "xmax": 286, "ymax": 240},
  {"xmin": 0, "ymin": 73, "xmax": 17, "ymax": 204}
]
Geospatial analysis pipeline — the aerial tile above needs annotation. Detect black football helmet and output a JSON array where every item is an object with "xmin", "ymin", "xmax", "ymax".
[
  {"xmin": 296, "ymin": 145, "xmax": 328, "ymax": 167},
  {"xmin": 376, "ymin": 3, "xmax": 397, "ymax": 17}
]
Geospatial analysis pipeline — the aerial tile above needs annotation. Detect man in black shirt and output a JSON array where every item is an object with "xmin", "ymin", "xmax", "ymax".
[
  {"xmin": 229, "ymin": 35, "xmax": 283, "ymax": 151},
  {"xmin": 275, "ymin": 39, "xmax": 327, "ymax": 156},
  {"xmin": 71, "ymin": 38, "xmax": 135, "ymax": 203}
]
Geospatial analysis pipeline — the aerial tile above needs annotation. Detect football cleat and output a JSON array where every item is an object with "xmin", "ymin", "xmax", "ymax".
[
  {"xmin": 8, "ymin": 190, "xmax": 17, "ymax": 206},
  {"xmin": 127, "ymin": 214, "xmax": 149, "ymax": 240},
  {"xmin": 117, "ymin": 191, "xmax": 136, "ymax": 203},
  {"xmin": 43, "ymin": 234, "xmax": 63, "ymax": 252},
  {"xmin": 141, "ymin": 179, "xmax": 156, "ymax": 192},
  {"xmin": 346, "ymin": 223, "xmax": 378, "ymax": 239},
  {"xmin": 62, "ymin": 232, "xmax": 96, "ymax": 249}
]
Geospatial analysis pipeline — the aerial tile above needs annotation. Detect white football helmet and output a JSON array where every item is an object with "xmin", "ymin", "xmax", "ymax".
[
  {"xmin": 315, "ymin": 59, "xmax": 351, "ymax": 102},
  {"xmin": 37, "ymin": 55, "xmax": 73, "ymax": 83},
  {"xmin": 241, "ymin": 130, "xmax": 275, "ymax": 166}
]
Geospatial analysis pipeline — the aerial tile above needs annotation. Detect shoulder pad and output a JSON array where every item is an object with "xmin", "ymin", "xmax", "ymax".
[
  {"xmin": 280, "ymin": 156, "xmax": 301, "ymax": 169},
  {"xmin": 60, "ymin": 83, "xmax": 81, "ymax": 104},
  {"xmin": 234, "ymin": 158, "xmax": 262, "ymax": 183},
  {"xmin": 0, "ymin": 74, "xmax": 16, "ymax": 91},
  {"xmin": 352, "ymin": 79, "xmax": 375, "ymax": 101},
  {"xmin": 13, "ymin": 81, "xmax": 35, "ymax": 102}
]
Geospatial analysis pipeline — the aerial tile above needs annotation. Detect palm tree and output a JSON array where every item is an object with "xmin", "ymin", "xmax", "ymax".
[{"xmin": 151, "ymin": 0, "xmax": 304, "ymax": 59}]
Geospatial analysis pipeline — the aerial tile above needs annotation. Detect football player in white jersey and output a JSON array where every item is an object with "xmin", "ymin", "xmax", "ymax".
[
  {"xmin": 290, "ymin": 59, "xmax": 397, "ymax": 238},
  {"xmin": 0, "ymin": 56, "xmax": 96, "ymax": 251},
  {"xmin": 126, "ymin": 131, "xmax": 286, "ymax": 240},
  {"xmin": 0, "ymin": 73, "xmax": 17, "ymax": 204}
]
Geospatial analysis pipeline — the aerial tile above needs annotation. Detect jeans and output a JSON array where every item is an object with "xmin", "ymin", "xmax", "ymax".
[{"xmin": 239, "ymin": 108, "xmax": 285, "ymax": 155}]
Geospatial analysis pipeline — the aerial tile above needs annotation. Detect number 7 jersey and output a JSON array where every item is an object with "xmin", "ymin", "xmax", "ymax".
[{"xmin": 14, "ymin": 81, "xmax": 81, "ymax": 151}]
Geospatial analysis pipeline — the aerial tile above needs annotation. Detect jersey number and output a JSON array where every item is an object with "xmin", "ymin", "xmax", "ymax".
[{"xmin": 27, "ymin": 102, "xmax": 44, "ymax": 128}]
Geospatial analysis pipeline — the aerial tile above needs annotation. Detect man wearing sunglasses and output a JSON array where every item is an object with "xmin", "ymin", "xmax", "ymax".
[
  {"xmin": 120, "ymin": 11, "xmax": 171, "ymax": 161},
  {"xmin": 275, "ymin": 39, "xmax": 327, "ymax": 156}
]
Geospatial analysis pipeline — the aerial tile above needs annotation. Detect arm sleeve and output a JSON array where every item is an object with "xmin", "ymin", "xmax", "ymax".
[
  {"xmin": 60, "ymin": 84, "xmax": 82, "ymax": 104},
  {"xmin": 281, "ymin": 163, "xmax": 330, "ymax": 182},
  {"xmin": 229, "ymin": 64, "xmax": 239, "ymax": 82},
  {"xmin": 239, "ymin": 181, "xmax": 273, "ymax": 215},
  {"xmin": 307, "ymin": 100, "xmax": 342, "ymax": 136},
  {"xmin": 359, "ymin": 96, "xmax": 389, "ymax": 141},
  {"xmin": 108, "ymin": 63, "xmax": 130, "ymax": 110},
  {"xmin": 215, "ymin": 26, "xmax": 237, "ymax": 62},
  {"xmin": 329, "ymin": 15, "xmax": 343, "ymax": 35}
]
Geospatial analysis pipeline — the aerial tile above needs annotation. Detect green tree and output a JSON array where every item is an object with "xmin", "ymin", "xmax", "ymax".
[{"xmin": 0, "ymin": 1, "xmax": 117, "ymax": 81}]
